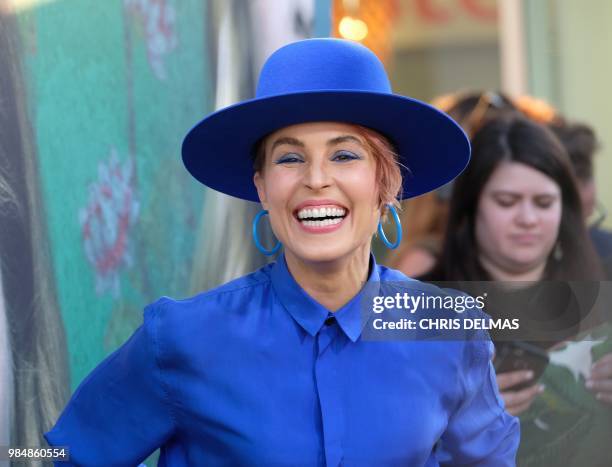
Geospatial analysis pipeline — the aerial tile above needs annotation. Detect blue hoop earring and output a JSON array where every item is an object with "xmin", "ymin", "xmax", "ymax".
[
  {"xmin": 377, "ymin": 203, "xmax": 402, "ymax": 249},
  {"xmin": 253, "ymin": 210, "xmax": 282, "ymax": 256}
]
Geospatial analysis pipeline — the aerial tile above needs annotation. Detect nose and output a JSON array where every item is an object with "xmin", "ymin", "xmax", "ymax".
[
  {"xmin": 515, "ymin": 201, "xmax": 538, "ymax": 227},
  {"xmin": 303, "ymin": 158, "xmax": 332, "ymax": 191}
]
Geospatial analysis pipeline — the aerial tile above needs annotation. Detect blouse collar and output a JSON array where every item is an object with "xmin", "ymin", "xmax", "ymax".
[{"xmin": 270, "ymin": 251, "xmax": 380, "ymax": 342}]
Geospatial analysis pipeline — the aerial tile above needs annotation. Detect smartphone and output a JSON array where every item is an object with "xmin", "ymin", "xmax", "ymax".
[{"xmin": 493, "ymin": 341, "xmax": 550, "ymax": 391}]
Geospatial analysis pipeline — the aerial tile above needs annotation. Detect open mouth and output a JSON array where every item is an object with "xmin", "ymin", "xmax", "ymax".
[{"xmin": 294, "ymin": 206, "xmax": 348, "ymax": 228}]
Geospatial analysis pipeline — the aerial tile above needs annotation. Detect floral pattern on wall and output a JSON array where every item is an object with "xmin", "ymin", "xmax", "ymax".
[
  {"xmin": 124, "ymin": 0, "xmax": 178, "ymax": 80},
  {"xmin": 80, "ymin": 148, "xmax": 140, "ymax": 297}
]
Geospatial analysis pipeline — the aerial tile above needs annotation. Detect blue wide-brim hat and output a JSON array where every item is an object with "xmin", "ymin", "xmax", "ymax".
[{"xmin": 182, "ymin": 38, "xmax": 470, "ymax": 202}]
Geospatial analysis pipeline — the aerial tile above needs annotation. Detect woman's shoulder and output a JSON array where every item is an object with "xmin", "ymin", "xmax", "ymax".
[
  {"xmin": 147, "ymin": 263, "xmax": 275, "ymax": 323},
  {"xmin": 377, "ymin": 263, "xmax": 469, "ymax": 298},
  {"xmin": 378, "ymin": 263, "xmax": 437, "ymax": 291}
]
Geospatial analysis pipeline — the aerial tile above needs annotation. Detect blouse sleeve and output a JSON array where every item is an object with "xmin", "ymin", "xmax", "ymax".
[
  {"xmin": 436, "ymin": 337, "xmax": 520, "ymax": 466},
  {"xmin": 44, "ymin": 300, "xmax": 176, "ymax": 466}
]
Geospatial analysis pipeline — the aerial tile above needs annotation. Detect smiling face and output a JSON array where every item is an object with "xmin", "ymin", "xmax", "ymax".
[
  {"xmin": 253, "ymin": 122, "xmax": 381, "ymax": 264},
  {"xmin": 475, "ymin": 161, "xmax": 562, "ymax": 278}
]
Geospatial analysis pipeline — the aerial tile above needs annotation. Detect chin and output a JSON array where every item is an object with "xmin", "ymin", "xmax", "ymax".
[
  {"xmin": 507, "ymin": 256, "xmax": 547, "ymax": 273},
  {"xmin": 287, "ymin": 243, "xmax": 354, "ymax": 264},
  {"xmin": 504, "ymin": 246, "xmax": 547, "ymax": 265}
]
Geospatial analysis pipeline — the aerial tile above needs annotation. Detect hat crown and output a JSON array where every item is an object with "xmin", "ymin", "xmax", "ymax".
[{"xmin": 256, "ymin": 38, "xmax": 392, "ymax": 98}]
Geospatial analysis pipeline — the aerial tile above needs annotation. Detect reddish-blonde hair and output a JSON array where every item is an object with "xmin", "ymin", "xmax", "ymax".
[
  {"xmin": 252, "ymin": 124, "xmax": 403, "ymax": 214},
  {"xmin": 353, "ymin": 125, "xmax": 403, "ymax": 213}
]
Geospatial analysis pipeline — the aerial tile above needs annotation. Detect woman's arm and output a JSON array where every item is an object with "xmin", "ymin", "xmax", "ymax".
[
  {"xmin": 44, "ymin": 301, "xmax": 176, "ymax": 466},
  {"xmin": 436, "ymin": 339, "xmax": 520, "ymax": 466}
]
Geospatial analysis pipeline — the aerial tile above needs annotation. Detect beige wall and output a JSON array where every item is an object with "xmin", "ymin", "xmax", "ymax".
[
  {"xmin": 390, "ymin": 0, "xmax": 500, "ymax": 100},
  {"xmin": 526, "ymin": 0, "xmax": 612, "ymax": 228}
]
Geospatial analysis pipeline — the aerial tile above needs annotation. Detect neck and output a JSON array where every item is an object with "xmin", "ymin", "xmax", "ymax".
[
  {"xmin": 284, "ymin": 245, "xmax": 371, "ymax": 312},
  {"xmin": 479, "ymin": 254, "xmax": 546, "ymax": 282}
]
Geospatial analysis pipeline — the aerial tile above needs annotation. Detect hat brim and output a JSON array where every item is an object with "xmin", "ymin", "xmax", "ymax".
[{"xmin": 182, "ymin": 90, "xmax": 470, "ymax": 202}]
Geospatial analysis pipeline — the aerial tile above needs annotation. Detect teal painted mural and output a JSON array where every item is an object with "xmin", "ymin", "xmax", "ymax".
[
  {"xmin": 3, "ymin": 2, "xmax": 211, "ymax": 464},
  {"xmin": 16, "ymin": 0, "xmax": 211, "ymax": 390}
]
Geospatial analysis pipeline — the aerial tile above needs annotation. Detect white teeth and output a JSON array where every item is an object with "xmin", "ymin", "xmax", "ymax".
[
  {"xmin": 296, "ymin": 206, "xmax": 347, "ymax": 219},
  {"xmin": 301, "ymin": 217, "xmax": 343, "ymax": 228}
]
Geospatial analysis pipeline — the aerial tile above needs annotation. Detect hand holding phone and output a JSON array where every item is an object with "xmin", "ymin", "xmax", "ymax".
[
  {"xmin": 494, "ymin": 341, "xmax": 550, "ymax": 390},
  {"xmin": 496, "ymin": 371, "xmax": 546, "ymax": 416},
  {"xmin": 493, "ymin": 341, "xmax": 549, "ymax": 416}
]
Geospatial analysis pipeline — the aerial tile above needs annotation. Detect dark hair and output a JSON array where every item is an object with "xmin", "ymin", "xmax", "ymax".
[
  {"xmin": 549, "ymin": 121, "xmax": 598, "ymax": 181},
  {"xmin": 431, "ymin": 115, "xmax": 602, "ymax": 281}
]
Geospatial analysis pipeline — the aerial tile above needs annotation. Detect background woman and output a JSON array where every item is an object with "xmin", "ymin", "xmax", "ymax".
[
  {"xmin": 427, "ymin": 115, "xmax": 611, "ymax": 466},
  {"xmin": 44, "ymin": 38, "xmax": 519, "ymax": 465},
  {"xmin": 388, "ymin": 91, "xmax": 611, "ymax": 279}
]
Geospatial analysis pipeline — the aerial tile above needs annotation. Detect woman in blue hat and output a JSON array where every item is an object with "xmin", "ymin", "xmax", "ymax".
[{"xmin": 45, "ymin": 38, "xmax": 519, "ymax": 466}]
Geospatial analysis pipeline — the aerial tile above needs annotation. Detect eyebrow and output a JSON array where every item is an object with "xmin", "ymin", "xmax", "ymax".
[
  {"xmin": 269, "ymin": 134, "xmax": 365, "ymax": 152},
  {"xmin": 491, "ymin": 190, "xmax": 559, "ymax": 198},
  {"xmin": 327, "ymin": 135, "xmax": 364, "ymax": 147},
  {"xmin": 270, "ymin": 137, "xmax": 305, "ymax": 152}
]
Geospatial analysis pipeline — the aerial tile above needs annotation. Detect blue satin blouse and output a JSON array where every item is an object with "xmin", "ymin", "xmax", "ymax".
[{"xmin": 45, "ymin": 253, "xmax": 519, "ymax": 466}]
